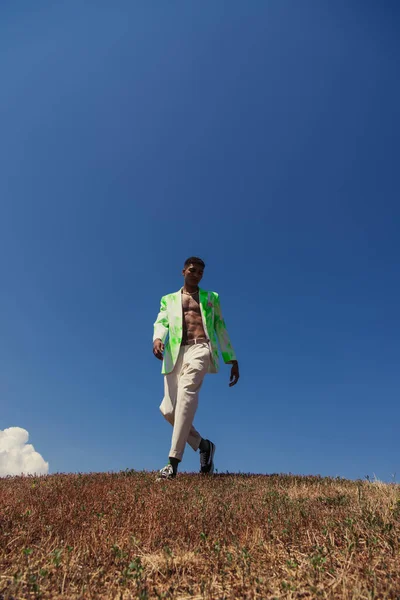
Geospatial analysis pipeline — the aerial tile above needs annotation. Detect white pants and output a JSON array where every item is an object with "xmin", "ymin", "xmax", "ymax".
[{"xmin": 159, "ymin": 341, "xmax": 210, "ymax": 461}]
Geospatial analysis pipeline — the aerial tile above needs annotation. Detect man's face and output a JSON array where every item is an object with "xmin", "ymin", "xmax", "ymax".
[{"xmin": 182, "ymin": 263, "xmax": 204, "ymax": 286}]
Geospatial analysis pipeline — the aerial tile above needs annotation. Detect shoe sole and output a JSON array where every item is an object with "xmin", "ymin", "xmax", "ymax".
[{"xmin": 209, "ymin": 442, "xmax": 216, "ymax": 474}]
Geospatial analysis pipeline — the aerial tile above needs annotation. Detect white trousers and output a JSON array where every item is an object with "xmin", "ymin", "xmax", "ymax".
[{"xmin": 159, "ymin": 341, "xmax": 210, "ymax": 461}]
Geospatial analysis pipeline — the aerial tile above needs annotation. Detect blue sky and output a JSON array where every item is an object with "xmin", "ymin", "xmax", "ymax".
[{"xmin": 1, "ymin": 1, "xmax": 399, "ymax": 481}]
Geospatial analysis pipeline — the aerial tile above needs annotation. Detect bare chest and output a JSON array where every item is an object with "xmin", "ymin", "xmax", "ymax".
[
  {"xmin": 181, "ymin": 292, "xmax": 206, "ymax": 340},
  {"xmin": 181, "ymin": 292, "xmax": 201, "ymax": 316}
]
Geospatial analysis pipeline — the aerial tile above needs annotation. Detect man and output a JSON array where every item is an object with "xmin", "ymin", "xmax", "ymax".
[{"xmin": 153, "ymin": 256, "xmax": 239, "ymax": 480}]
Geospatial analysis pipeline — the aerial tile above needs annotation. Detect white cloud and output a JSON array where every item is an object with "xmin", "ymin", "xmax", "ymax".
[{"xmin": 0, "ymin": 427, "xmax": 49, "ymax": 476}]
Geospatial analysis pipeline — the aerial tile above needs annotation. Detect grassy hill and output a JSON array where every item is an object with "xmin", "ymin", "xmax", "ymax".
[{"xmin": 1, "ymin": 471, "xmax": 399, "ymax": 599}]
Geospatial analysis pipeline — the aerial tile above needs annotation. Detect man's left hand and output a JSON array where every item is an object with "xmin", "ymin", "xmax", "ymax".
[{"xmin": 229, "ymin": 361, "xmax": 240, "ymax": 387}]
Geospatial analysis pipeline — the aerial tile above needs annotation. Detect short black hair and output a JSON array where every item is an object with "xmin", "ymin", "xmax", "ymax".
[{"xmin": 184, "ymin": 256, "xmax": 205, "ymax": 269}]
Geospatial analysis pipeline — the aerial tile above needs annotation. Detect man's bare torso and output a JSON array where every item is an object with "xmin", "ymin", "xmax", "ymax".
[{"xmin": 181, "ymin": 290, "xmax": 207, "ymax": 343}]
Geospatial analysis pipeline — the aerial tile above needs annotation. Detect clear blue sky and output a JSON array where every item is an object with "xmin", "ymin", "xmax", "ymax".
[{"xmin": 1, "ymin": 1, "xmax": 399, "ymax": 481}]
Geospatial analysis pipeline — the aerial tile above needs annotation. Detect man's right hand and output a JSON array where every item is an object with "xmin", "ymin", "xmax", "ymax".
[{"xmin": 153, "ymin": 339, "xmax": 164, "ymax": 361}]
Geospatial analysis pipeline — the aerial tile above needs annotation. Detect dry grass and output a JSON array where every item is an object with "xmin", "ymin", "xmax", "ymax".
[{"xmin": 1, "ymin": 471, "xmax": 399, "ymax": 599}]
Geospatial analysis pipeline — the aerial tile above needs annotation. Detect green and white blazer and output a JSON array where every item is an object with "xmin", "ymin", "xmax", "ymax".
[{"xmin": 153, "ymin": 288, "xmax": 237, "ymax": 374}]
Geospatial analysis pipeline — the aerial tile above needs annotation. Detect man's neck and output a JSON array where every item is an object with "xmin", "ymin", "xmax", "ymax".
[{"xmin": 182, "ymin": 284, "xmax": 199, "ymax": 294}]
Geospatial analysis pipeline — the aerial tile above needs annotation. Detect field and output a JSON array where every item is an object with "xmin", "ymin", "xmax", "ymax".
[{"xmin": 1, "ymin": 471, "xmax": 399, "ymax": 599}]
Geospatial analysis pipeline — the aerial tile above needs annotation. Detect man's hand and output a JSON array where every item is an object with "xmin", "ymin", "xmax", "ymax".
[
  {"xmin": 153, "ymin": 339, "xmax": 164, "ymax": 361},
  {"xmin": 229, "ymin": 360, "xmax": 240, "ymax": 387}
]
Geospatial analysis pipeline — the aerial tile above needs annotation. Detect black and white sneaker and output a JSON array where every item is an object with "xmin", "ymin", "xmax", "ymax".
[
  {"xmin": 200, "ymin": 440, "xmax": 216, "ymax": 474},
  {"xmin": 156, "ymin": 463, "xmax": 176, "ymax": 481}
]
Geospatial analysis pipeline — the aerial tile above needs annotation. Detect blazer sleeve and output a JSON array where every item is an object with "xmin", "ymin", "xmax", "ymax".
[
  {"xmin": 214, "ymin": 293, "xmax": 237, "ymax": 363},
  {"xmin": 153, "ymin": 296, "xmax": 169, "ymax": 343}
]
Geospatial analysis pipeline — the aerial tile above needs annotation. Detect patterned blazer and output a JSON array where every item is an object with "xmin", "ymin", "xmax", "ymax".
[{"xmin": 153, "ymin": 288, "xmax": 237, "ymax": 374}]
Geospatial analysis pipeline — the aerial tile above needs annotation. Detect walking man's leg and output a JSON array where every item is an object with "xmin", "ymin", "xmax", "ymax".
[
  {"xmin": 160, "ymin": 352, "xmax": 203, "ymax": 454},
  {"xmin": 158, "ymin": 343, "xmax": 211, "ymax": 479},
  {"xmin": 170, "ymin": 343, "xmax": 216, "ymax": 475}
]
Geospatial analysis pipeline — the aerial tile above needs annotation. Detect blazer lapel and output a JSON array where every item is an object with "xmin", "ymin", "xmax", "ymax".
[
  {"xmin": 171, "ymin": 290, "xmax": 183, "ymax": 327},
  {"xmin": 199, "ymin": 288, "xmax": 211, "ymax": 338},
  {"xmin": 199, "ymin": 288, "xmax": 208, "ymax": 313}
]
